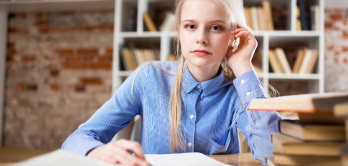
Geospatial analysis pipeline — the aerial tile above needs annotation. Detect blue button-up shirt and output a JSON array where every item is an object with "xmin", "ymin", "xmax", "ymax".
[{"xmin": 62, "ymin": 61, "xmax": 281, "ymax": 164}]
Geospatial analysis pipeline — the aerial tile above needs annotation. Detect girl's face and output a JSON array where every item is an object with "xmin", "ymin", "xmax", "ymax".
[{"xmin": 179, "ymin": 0, "xmax": 231, "ymax": 72}]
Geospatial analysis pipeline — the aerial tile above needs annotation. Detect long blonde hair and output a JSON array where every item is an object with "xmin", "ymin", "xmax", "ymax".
[{"xmin": 169, "ymin": 0, "xmax": 250, "ymax": 152}]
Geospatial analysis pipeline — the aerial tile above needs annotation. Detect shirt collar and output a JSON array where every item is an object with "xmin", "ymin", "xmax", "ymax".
[{"xmin": 182, "ymin": 67, "xmax": 225, "ymax": 96}]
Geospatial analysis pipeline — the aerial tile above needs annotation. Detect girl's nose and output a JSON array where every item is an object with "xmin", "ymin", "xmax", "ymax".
[{"xmin": 196, "ymin": 28, "xmax": 208, "ymax": 45}]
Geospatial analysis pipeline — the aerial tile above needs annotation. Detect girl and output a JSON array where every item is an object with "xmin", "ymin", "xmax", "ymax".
[{"xmin": 62, "ymin": 0, "xmax": 281, "ymax": 165}]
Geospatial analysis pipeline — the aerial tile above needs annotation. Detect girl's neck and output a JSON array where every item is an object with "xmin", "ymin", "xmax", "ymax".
[{"xmin": 186, "ymin": 63, "xmax": 220, "ymax": 83}]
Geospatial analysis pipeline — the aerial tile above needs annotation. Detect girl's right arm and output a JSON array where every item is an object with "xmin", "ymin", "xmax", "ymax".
[{"xmin": 61, "ymin": 63, "xmax": 151, "ymax": 166}]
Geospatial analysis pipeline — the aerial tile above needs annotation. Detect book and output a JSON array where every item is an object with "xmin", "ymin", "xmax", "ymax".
[
  {"xmin": 295, "ymin": 112, "xmax": 344, "ymax": 124},
  {"xmin": 159, "ymin": 12, "xmax": 176, "ymax": 31},
  {"xmin": 274, "ymin": 48, "xmax": 292, "ymax": 73},
  {"xmin": 297, "ymin": 0, "xmax": 310, "ymax": 31},
  {"xmin": 279, "ymin": 120, "xmax": 345, "ymax": 141},
  {"xmin": 334, "ymin": 102, "xmax": 348, "ymax": 117},
  {"xmin": 251, "ymin": 7, "xmax": 259, "ymax": 31},
  {"xmin": 167, "ymin": 54, "xmax": 176, "ymax": 61},
  {"xmin": 248, "ymin": 92, "xmax": 348, "ymax": 113},
  {"xmin": 143, "ymin": 12, "xmax": 157, "ymax": 32},
  {"xmin": 300, "ymin": 49, "xmax": 318, "ymax": 74},
  {"xmin": 269, "ymin": 50, "xmax": 284, "ymax": 73},
  {"xmin": 257, "ymin": 7, "xmax": 266, "ymax": 31},
  {"xmin": 272, "ymin": 133, "xmax": 345, "ymax": 155},
  {"xmin": 262, "ymin": 0, "xmax": 274, "ymax": 31},
  {"xmin": 296, "ymin": 7, "xmax": 302, "ymax": 31},
  {"xmin": 272, "ymin": 152, "xmax": 341, "ymax": 166},
  {"xmin": 292, "ymin": 48, "xmax": 305, "ymax": 73},
  {"xmin": 121, "ymin": 47, "xmax": 137, "ymax": 71},
  {"xmin": 313, "ymin": 5, "xmax": 320, "ymax": 31},
  {"xmin": 121, "ymin": 46, "xmax": 131, "ymax": 70},
  {"xmin": 280, "ymin": 111, "xmax": 344, "ymax": 124},
  {"xmin": 244, "ymin": 7, "xmax": 254, "ymax": 30}
]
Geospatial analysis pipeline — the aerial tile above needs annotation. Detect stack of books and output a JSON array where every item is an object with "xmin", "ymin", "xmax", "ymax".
[
  {"xmin": 334, "ymin": 102, "xmax": 348, "ymax": 166},
  {"xmin": 248, "ymin": 92, "xmax": 348, "ymax": 166}
]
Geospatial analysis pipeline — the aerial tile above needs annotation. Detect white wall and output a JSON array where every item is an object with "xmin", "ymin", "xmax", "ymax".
[{"xmin": 325, "ymin": 0, "xmax": 348, "ymax": 8}]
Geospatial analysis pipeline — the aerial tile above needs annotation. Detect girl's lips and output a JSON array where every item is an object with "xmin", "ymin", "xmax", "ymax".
[{"xmin": 192, "ymin": 50, "xmax": 211, "ymax": 56}]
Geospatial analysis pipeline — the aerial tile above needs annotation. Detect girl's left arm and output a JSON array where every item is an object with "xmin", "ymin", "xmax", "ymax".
[
  {"xmin": 228, "ymin": 28, "xmax": 282, "ymax": 165},
  {"xmin": 232, "ymin": 70, "xmax": 281, "ymax": 165}
]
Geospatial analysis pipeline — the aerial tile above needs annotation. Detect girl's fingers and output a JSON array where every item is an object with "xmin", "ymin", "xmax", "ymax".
[
  {"xmin": 231, "ymin": 29, "xmax": 253, "ymax": 39},
  {"xmin": 115, "ymin": 139, "xmax": 146, "ymax": 160},
  {"xmin": 112, "ymin": 145, "xmax": 148, "ymax": 166},
  {"xmin": 230, "ymin": 27, "xmax": 249, "ymax": 35}
]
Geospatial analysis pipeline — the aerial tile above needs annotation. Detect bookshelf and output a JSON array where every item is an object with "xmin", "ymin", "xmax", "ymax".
[{"xmin": 113, "ymin": 0, "xmax": 325, "ymax": 96}]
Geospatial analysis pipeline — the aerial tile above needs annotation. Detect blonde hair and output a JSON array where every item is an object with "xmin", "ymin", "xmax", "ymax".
[{"xmin": 169, "ymin": 0, "xmax": 250, "ymax": 152}]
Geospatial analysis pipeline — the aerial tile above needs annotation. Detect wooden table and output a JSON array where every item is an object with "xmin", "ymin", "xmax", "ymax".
[
  {"xmin": 210, "ymin": 153, "xmax": 262, "ymax": 166},
  {"xmin": 0, "ymin": 148, "xmax": 262, "ymax": 166},
  {"xmin": 0, "ymin": 147, "xmax": 51, "ymax": 166}
]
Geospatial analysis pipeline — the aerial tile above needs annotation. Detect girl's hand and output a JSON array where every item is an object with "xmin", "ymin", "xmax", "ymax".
[
  {"xmin": 227, "ymin": 27, "xmax": 258, "ymax": 77},
  {"xmin": 87, "ymin": 139, "xmax": 150, "ymax": 166}
]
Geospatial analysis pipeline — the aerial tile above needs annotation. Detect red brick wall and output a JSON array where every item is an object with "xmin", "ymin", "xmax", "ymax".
[
  {"xmin": 4, "ymin": 11, "xmax": 114, "ymax": 150},
  {"xmin": 324, "ymin": 9, "xmax": 348, "ymax": 92}
]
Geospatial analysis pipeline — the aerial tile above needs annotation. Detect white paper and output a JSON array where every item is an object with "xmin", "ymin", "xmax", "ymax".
[
  {"xmin": 11, "ymin": 149, "xmax": 119, "ymax": 166},
  {"xmin": 11, "ymin": 150, "xmax": 233, "ymax": 166},
  {"xmin": 145, "ymin": 153, "xmax": 233, "ymax": 166}
]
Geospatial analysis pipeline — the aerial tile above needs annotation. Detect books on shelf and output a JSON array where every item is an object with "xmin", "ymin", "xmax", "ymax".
[
  {"xmin": 262, "ymin": 0, "xmax": 274, "ymax": 31},
  {"xmin": 297, "ymin": 0, "xmax": 320, "ymax": 31},
  {"xmin": 298, "ymin": 49, "xmax": 318, "ymax": 74},
  {"xmin": 159, "ymin": 12, "xmax": 176, "ymax": 32},
  {"xmin": 274, "ymin": 48, "xmax": 292, "ymax": 74},
  {"xmin": 268, "ymin": 48, "xmax": 318, "ymax": 74},
  {"xmin": 292, "ymin": 48, "xmax": 305, "ymax": 73},
  {"xmin": 248, "ymin": 92, "xmax": 348, "ymax": 113},
  {"xmin": 244, "ymin": 0, "xmax": 274, "ymax": 31},
  {"xmin": 269, "ymin": 50, "xmax": 284, "ymax": 73},
  {"xmin": 121, "ymin": 46, "xmax": 158, "ymax": 71},
  {"xmin": 143, "ymin": 12, "xmax": 157, "ymax": 32}
]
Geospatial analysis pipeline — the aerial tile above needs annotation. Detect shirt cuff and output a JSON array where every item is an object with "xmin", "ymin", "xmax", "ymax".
[
  {"xmin": 62, "ymin": 133, "xmax": 105, "ymax": 156},
  {"xmin": 233, "ymin": 70, "xmax": 265, "ymax": 105}
]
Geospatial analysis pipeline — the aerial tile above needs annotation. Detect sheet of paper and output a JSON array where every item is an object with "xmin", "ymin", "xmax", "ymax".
[
  {"xmin": 145, "ymin": 152, "xmax": 233, "ymax": 166},
  {"xmin": 11, "ymin": 149, "xmax": 119, "ymax": 166},
  {"xmin": 11, "ymin": 149, "xmax": 233, "ymax": 166}
]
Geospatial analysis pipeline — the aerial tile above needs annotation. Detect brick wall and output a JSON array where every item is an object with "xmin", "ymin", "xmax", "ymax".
[
  {"xmin": 4, "ymin": 11, "xmax": 114, "ymax": 150},
  {"xmin": 325, "ymin": 9, "xmax": 348, "ymax": 92}
]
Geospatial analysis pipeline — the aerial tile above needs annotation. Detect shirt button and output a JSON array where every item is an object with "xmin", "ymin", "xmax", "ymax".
[
  {"xmin": 190, "ymin": 115, "xmax": 194, "ymax": 119},
  {"xmin": 188, "ymin": 143, "xmax": 192, "ymax": 147},
  {"xmin": 246, "ymin": 92, "xmax": 251, "ymax": 96},
  {"xmin": 197, "ymin": 84, "xmax": 201, "ymax": 88},
  {"xmin": 241, "ymin": 79, "xmax": 245, "ymax": 84}
]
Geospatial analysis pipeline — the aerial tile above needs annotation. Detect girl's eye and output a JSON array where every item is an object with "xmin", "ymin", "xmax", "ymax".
[
  {"xmin": 185, "ymin": 24, "xmax": 196, "ymax": 30},
  {"xmin": 211, "ymin": 25, "xmax": 223, "ymax": 31}
]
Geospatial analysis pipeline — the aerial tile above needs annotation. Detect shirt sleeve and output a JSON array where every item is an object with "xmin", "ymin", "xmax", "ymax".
[
  {"xmin": 61, "ymin": 63, "xmax": 150, "ymax": 156},
  {"xmin": 232, "ymin": 70, "xmax": 281, "ymax": 165}
]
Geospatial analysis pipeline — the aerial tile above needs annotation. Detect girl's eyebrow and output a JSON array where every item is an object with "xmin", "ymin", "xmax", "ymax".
[{"xmin": 182, "ymin": 19, "xmax": 227, "ymax": 24}]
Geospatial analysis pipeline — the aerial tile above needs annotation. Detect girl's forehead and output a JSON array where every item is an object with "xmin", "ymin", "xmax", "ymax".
[{"xmin": 180, "ymin": 0, "xmax": 229, "ymax": 22}]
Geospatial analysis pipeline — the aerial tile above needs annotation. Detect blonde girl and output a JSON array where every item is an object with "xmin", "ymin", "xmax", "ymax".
[{"xmin": 62, "ymin": 0, "xmax": 281, "ymax": 165}]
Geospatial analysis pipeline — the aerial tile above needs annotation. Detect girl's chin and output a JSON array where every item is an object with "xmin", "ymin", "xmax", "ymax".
[{"xmin": 185, "ymin": 60, "xmax": 220, "ymax": 70}]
